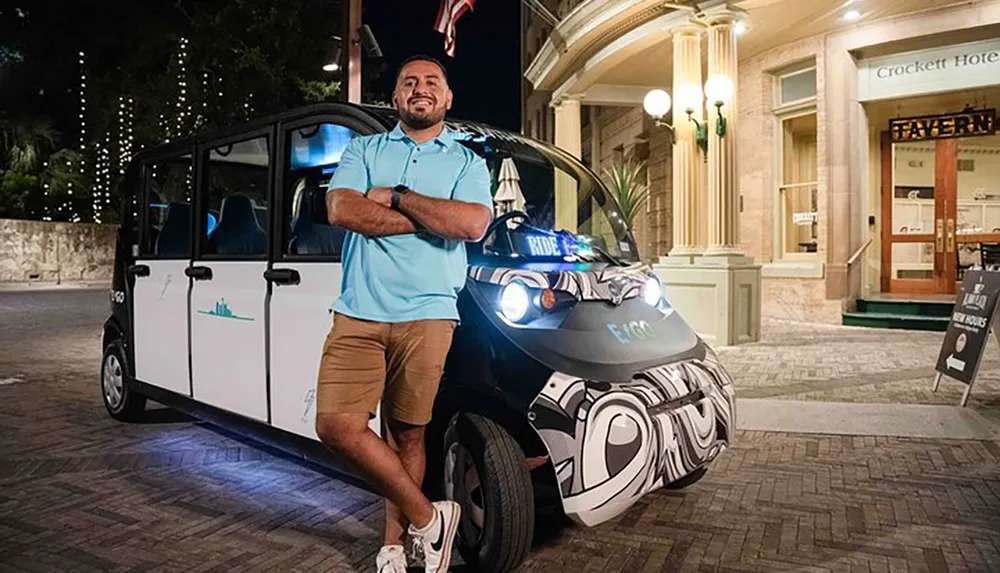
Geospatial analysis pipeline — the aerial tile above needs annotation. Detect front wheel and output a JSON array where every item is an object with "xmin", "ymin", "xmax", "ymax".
[
  {"xmin": 101, "ymin": 339, "xmax": 147, "ymax": 422},
  {"xmin": 664, "ymin": 466, "xmax": 708, "ymax": 490},
  {"xmin": 443, "ymin": 413, "xmax": 534, "ymax": 573}
]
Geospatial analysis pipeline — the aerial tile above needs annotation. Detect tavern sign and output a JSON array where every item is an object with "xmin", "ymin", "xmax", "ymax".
[{"xmin": 889, "ymin": 108, "xmax": 997, "ymax": 143}]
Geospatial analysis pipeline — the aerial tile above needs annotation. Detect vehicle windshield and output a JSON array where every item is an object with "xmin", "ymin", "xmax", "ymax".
[{"xmin": 447, "ymin": 122, "xmax": 638, "ymax": 263}]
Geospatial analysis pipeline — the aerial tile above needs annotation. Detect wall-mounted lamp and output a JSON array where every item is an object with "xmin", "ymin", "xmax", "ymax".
[
  {"xmin": 643, "ymin": 89, "xmax": 675, "ymax": 143},
  {"xmin": 704, "ymin": 74, "xmax": 734, "ymax": 138},
  {"xmin": 323, "ymin": 37, "xmax": 343, "ymax": 72},
  {"xmin": 677, "ymin": 83, "xmax": 708, "ymax": 157}
]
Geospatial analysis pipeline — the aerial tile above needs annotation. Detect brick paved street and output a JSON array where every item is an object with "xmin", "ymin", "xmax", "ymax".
[{"xmin": 1, "ymin": 289, "xmax": 999, "ymax": 572}]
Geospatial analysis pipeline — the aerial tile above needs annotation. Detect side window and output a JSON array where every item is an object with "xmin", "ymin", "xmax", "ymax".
[
  {"xmin": 201, "ymin": 136, "xmax": 270, "ymax": 257},
  {"xmin": 143, "ymin": 153, "xmax": 194, "ymax": 258},
  {"xmin": 283, "ymin": 123, "xmax": 364, "ymax": 258}
]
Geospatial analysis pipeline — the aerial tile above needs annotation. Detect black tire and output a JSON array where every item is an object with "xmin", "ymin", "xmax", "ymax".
[
  {"xmin": 101, "ymin": 339, "xmax": 147, "ymax": 422},
  {"xmin": 442, "ymin": 413, "xmax": 534, "ymax": 573},
  {"xmin": 664, "ymin": 466, "xmax": 708, "ymax": 490}
]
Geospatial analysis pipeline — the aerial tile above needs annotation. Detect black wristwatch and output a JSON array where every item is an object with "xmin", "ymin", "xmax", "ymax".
[{"xmin": 391, "ymin": 184, "xmax": 409, "ymax": 210}]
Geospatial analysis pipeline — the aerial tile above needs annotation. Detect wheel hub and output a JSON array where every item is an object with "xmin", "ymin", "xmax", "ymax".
[
  {"xmin": 103, "ymin": 353, "xmax": 124, "ymax": 409},
  {"xmin": 444, "ymin": 442, "xmax": 486, "ymax": 545}
]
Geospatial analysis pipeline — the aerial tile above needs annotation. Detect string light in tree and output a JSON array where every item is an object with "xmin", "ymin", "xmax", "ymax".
[
  {"xmin": 93, "ymin": 135, "xmax": 111, "ymax": 224},
  {"xmin": 175, "ymin": 37, "xmax": 189, "ymax": 137},
  {"xmin": 66, "ymin": 50, "xmax": 89, "ymax": 222},
  {"xmin": 118, "ymin": 96, "xmax": 135, "ymax": 175}
]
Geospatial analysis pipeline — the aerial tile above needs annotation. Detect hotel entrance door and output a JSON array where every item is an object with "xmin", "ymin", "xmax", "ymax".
[{"xmin": 881, "ymin": 131, "xmax": 1000, "ymax": 295}]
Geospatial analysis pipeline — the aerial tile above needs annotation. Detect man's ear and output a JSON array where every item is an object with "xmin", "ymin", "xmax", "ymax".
[{"xmin": 445, "ymin": 89, "xmax": 454, "ymax": 111}]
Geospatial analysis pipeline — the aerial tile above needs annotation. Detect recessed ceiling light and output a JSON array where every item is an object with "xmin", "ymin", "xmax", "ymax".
[
  {"xmin": 844, "ymin": 10, "xmax": 861, "ymax": 20},
  {"xmin": 734, "ymin": 21, "xmax": 747, "ymax": 35}
]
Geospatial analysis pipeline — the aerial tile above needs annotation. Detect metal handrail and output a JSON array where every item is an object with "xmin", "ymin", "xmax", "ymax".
[{"xmin": 847, "ymin": 236, "xmax": 873, "ymax": 266}]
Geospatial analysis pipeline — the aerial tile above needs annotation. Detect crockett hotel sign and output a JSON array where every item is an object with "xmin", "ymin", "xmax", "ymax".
[{"xmin": 858, "ymin": 38, "xmax": 1000, "ymax": 102}]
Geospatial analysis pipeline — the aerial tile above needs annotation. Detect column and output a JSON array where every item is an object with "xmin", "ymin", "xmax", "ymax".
[
  {"xmin": 704, "ymin": 4, "xmax": 744, "ymax": 256},
  {"xmin": 669, "ymin": 24, "xmax": 705, "ymax": 258},
  {"xmin": 553, "ymin": 95, "xmax": 582, "ymax": 232}
]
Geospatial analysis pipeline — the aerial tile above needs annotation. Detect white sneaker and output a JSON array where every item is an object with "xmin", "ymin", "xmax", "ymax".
[
  {"xmin": 376, "ymin": 545, "xmax": 408, "ymax": 573},
  {"xmin": 408, "ymin": 501, "xmax": 461, "ymax": 573}
]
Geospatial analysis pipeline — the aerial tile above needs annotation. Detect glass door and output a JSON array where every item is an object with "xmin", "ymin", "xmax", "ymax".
[
  {"xmin": 955, "ymin": 133, "xmax": 1000, "ymax": 279},
  {"xmin": 881, "ymin": 134, "xmax": 958, "ymax": 294}
]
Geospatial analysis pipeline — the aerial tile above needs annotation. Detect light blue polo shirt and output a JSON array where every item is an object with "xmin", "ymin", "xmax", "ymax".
[{"xmin": 328, "ymin": 122, "xmax": 493, "ymax": 323}]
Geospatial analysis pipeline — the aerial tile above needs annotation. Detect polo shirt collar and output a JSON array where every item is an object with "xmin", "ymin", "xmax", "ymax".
[{"xmin": 389, "ymin": 122, "xmax": 453, "ymax": 149}]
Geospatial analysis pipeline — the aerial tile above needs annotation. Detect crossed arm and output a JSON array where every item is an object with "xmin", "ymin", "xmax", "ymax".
[{"xmin": 326, "ymin": 186, "xmax": 492, "ymax": 242}]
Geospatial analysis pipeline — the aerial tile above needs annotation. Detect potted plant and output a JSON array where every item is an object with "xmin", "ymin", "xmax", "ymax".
[{"xmin": 602, "ymin": 155, "xmax": 650, "ymax": 231}]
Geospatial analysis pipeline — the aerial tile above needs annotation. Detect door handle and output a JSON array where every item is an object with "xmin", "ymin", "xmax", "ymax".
[
  {"xmin": 935, "ymin": 219, "xmax": 944, "ymax": 253},
  {"xmin": 264, "ymin": 268, "xmax": 300, "ymax": 285},
  {"xmin": 946, "ymin": 218, "xmax": 955, "ymax": 253},
  {"xmin": 185, "ymin": 266, "xmax": 213, "ymax": 281},
  {"xmin": 127, "ymin": 264, "xmax": 150, "ymax": 277}
]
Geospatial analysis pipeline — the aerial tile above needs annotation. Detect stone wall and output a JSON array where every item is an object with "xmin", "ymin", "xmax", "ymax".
[
  {"xmin": 0, "ymin": 219, "xmax": 117, "ymax": 284},
  {"xmin": 737, "ymin": 33, "xmax": 841, "ymax": 322}
]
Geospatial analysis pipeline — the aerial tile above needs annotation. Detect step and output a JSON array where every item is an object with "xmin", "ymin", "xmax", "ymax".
[
  {"xmin": 842, "ymin": 311, "xmax": 950, "ymax": 332},
  {"xmin": 856, "ymin": 298, "xmax": 954, "ymax": 318}
]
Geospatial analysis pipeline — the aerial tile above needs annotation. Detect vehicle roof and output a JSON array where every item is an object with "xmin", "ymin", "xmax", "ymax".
[{"xmin": 129, "ymin": 102, "xmax": 544, "ymax": 164}]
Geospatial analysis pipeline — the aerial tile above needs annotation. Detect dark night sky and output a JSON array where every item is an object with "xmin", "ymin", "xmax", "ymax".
[
  {"xmin": 0, "ymin": 0, "xmax": 524, "ymax": 134},
  {"xmin": 362, "ymin": 0, "xmax": 523, "ymax": 132}
]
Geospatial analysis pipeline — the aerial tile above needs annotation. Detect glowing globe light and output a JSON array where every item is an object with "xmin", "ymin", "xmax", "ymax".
[
  {"xmin": 643, "ymin": 89, "xmax": 672, "ymax": 119},
  {"xmin": 705, "ymin": 75, "xmax": 734, "ymax": 106}
]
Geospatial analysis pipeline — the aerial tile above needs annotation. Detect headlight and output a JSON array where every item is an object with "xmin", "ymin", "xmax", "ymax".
[
  {"xmin": 642, "ymin": 276, "xmax": 662, "ymax": 306},
  {"xmin": 500, "ymin": 282, "xmax": 530, "ymax": 322}
]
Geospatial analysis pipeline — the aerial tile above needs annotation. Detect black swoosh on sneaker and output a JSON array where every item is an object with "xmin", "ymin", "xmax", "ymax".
[{"xmin": 430, "ymin": 511, "xmax": 446, "ymax": 553}]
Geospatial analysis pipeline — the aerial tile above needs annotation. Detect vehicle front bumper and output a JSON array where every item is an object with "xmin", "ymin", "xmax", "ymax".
[{"xmin": 527, "ymin": 349, "xmax": 735, "ymax": 527}]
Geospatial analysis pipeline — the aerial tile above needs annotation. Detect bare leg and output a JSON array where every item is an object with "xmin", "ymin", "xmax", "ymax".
[
  {"xmin": 384, "ymin": 419, "xmax": 427, "ymax": 546},
  {"xmin": 316, "ymin": 413, "xmax": 434, "ymax": 530}
]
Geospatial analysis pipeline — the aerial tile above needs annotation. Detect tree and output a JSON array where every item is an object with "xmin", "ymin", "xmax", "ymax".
[{"xmin": 1, "ymin": 117, "xmax": 58, "ymax": 173}]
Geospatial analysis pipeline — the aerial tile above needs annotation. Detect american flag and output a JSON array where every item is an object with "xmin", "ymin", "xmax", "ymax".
[{"xmin": 434, "ymin": 0, "xmax": 476, "ymax": 57}]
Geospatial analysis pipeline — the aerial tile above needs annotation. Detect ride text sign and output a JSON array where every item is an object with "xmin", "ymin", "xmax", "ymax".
[
  {"xmin": 858, "ymin": 38, "xmax": 1000, "ymax": 102},
  {"xmin": 934, "ymin": 270, "xmax": 1000, "ymax": 385},
  {"xmin": 889, "ymin": 109, "xmax": 997, "ymax": 143}
]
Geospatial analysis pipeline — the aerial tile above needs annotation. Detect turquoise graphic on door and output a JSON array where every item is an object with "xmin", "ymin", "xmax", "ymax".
[{"xmin": 198, "ymin": 298, "xmax": 254, "ymax": 321}]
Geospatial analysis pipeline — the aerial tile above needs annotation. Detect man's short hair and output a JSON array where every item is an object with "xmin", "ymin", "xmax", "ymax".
[{"xmin": 396, "ymin": 54, "xmax": 449, "ymax": 84}]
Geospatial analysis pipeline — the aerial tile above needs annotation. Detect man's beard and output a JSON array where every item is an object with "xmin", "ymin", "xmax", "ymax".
[{"xmin": 399, "ymin": 104, "xmax": 446, "ymax": 130}]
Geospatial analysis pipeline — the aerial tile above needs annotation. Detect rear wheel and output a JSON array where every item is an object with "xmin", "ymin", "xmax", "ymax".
[
  {"xmin": 443, "ymin": 413, "xmax": 534, "ymax": 573},
  {"xmin": 102, "ymin": 340, "xmax": 147, "ymax": 422}
]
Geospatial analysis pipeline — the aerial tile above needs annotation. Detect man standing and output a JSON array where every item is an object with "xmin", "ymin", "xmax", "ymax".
[{"xmin": 314, "ymin": 55, "xmax": 493, "ymax": 573}]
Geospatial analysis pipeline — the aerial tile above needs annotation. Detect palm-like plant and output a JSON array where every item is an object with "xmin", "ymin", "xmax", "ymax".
[
  {"xmin": 39, "ymin": 149, "xmax": 88, "ymax": 197},
  {"xmin": 602, "ymin": 156, "xmax": 650, "ymax": 230},
  {"xmin": 1, "ymin": 117, "xmax": 59, "ymax": 173}
]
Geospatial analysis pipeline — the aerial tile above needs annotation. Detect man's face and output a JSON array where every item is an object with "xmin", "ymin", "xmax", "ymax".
[{"xmin": 394, "ymin": 60, "xmax": 453, "ymax": 130}]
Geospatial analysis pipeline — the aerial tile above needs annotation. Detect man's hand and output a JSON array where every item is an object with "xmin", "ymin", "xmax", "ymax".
[
  {"xmin": 365, "ymin": 187, "xmax": 393, "ymax": 209},
  {"xmin": 396, "ymin": 190, "xmax": 491, "ymax": 243},
  {"xmin": 327, "ymin": 188, "xmax": 418, "ymax": 238}
]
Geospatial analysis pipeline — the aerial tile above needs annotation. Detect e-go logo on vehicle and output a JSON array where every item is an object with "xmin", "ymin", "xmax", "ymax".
[
  {"xmin": 607, "ymin": 320, "xmax": 655, "ymax": 344},
  {"xmin": 110, "ymin": 290, "xmax": 126, "ymax": 305}
]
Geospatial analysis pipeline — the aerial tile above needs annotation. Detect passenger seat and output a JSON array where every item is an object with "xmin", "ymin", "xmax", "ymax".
[
  {"xmin": 288, "ymin": 186, "xmax": 345, "ymax": 256},
  {"xmin": 210, "ymin": 194, "xmax": 267, "ymax": 255},
  {"xmin": 155, "ymin": 201, "xmax": 192, "ymax": 257}
]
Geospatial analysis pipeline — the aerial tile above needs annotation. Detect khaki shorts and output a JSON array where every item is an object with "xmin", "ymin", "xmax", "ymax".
[{"xmin": 316, "ymin": 313, "xmax": 457, "ymax": 426}]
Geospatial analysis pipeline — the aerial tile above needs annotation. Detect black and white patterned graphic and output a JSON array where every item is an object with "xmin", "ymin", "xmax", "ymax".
[
  {"xmin": 528, "ymin": 350, "xmax": 735, "ymax": 527},
  {"xmin": 469, "ymin": 263, "xmax": 652, "ymax": 305}
]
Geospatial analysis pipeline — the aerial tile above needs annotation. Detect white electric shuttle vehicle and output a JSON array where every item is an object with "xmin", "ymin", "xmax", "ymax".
[{"xmin": 100, "ymin": 103, "xmax": 736, "ymax": 572}]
